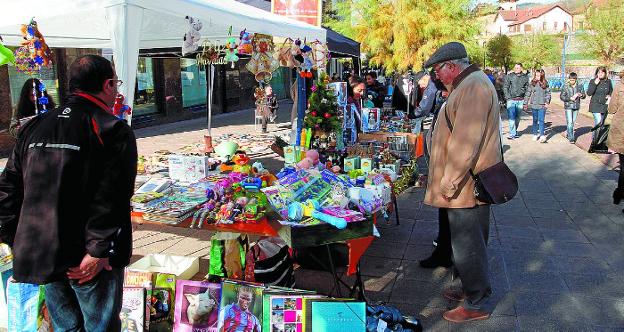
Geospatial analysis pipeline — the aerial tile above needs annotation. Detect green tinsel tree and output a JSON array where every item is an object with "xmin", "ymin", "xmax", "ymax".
[{"xmin": 304, "ymin": 73, "xmax": 341, "ymax": 133}]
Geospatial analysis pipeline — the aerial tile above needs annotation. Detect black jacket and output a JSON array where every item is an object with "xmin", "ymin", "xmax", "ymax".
[
  {"xmin": 503, "ymin": 72, "xmax": 530, "ymax": 100},
  {"xmin": 366, "ymin": 81, "xmax": 386, "ymax": 108},
  {"xmin": 560, "ymin": 83, "xmax": 586, "ymax": 110},
  {"xmin": 587, "ymin": 78, "xmax": 613, "ymax": 113},
  {"xmin": 0, "ymin": 94, "xmax": 137, "ymax": 284}
]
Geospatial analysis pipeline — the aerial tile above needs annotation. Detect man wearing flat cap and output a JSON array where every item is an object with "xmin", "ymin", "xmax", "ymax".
[{"xmin": 423, "ymin": 42, "xmax": 502, "ymax": 322}]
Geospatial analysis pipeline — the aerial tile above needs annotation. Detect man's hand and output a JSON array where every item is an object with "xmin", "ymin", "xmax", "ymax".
[
  {"xmin": 442, "ymin": 194, "xmax": 452, "ymax": 202},
  {"xmin": 67, "ymin": 253, "xmax": 111, "ymax": 284}
]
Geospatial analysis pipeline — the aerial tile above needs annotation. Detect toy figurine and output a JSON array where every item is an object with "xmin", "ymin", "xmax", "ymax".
[
  {"xmin": 182, "ymin": 16, "xmax": 203, "ymax": 55},
  {"xmin": 238, "ymin": 29, "xmax": 253, "ymax": 55},
  {"xmin": 229, "ymin": 197, "xmax": 248, "ymax": 222},
  {"xmin": 112, "ymin": 94, "xmax": 132, "ymax": 119}
]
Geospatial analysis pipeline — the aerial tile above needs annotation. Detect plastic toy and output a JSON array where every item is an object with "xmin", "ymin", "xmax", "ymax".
[
  {"xmin": 237, "ymin": 29, "xmax": 253, "ymax": 55},
  {"xmin": 241, "ymin": 177, "xmax": 262, "ymax": 191},
  {"xmin": 214, "ymin": 141, "xmax": 239, "ymax": 163},
  {"xmin": 287, "ymin": 200, "xmax": 347, "ymax": 229},
  {"xmin": 112, "ymin": 93, "xmax": 132, "ymax": 119},
  {"xmin": 19, "ymin": 19, "xmax": 52, "ymax": 68},
  {"xmin": 182, "ymin": 16, "xmax": 203, "ymax": 55}
]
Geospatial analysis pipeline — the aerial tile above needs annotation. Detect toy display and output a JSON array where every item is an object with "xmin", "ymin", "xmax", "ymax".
[
  {"xmin": 182, "ymin": 16, "xmax": 203, "ymax": 55},
  {"xmin": 361, "ymin": 108, "xmax": 381, "ymax": 133}
]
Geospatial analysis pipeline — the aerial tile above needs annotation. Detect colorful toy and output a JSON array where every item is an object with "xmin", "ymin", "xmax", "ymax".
[
  {"xmin": 287, "ymin": 199, "xmax": 347, "ymax": 229},
  {"xmin": 241, "ymin": 177, "xmax": 262, "ymax": 191},
  {"xmin": 182, "ymin": 16, "xmax": 203, "ymax": 55},
  {"xmin": 224, "ymin": 27, "xmax": 239, "ymax": 68},
  {"xmin": 0, "ymin": 37, "xmax": 15, "ymax": 66},
  {"xmin": 19, "ymin": 19, "xmax": 52, "ymax": 68},
  {"xmin": 237, "ymin": 29, "xmax": 253, "ymax": 55},
  {"xmin": 112, "ymin": 93, "xmax": 132, "ymax": 119},
  {"xmin": 214, "ymin": 141, "xmax": 239, "ymax": 163}
]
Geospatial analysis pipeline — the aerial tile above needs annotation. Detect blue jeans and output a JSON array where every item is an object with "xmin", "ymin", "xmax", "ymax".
[
  {"xmin": 506, "ymin": 100, "xmax": 523, "ymax": 137},
  {"xmin": 531, "ymin": 108, "xmax": 546, "ymax": 137},
  {"xmin": 44, "ymin": 268, "xmax": 124, "ymax": 332},
  {"xmin": 565, "ymin": 109, "xmax": 578, "ymax": 141}
]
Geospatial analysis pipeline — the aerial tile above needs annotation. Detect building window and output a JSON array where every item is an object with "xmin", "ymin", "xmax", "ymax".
[
  {"xmin": 180, "ymin": 58, "xmax": 207, "ymax": 108},
  {"xmin": 134, "ymin": 57, "xmax": 158, "ymax": 116},
  {"xmin": 543, "ymin": 22, "xmax": 547, "ymax": 31},
  {"xmin": 524, "ymin": 24, "xmax": 532, "ymax": 32},
  {"xmin": 554, "ymin": 22, "xmax": 558, "ymax": 30},
  {"xmin": 577, "ymin": 21, "xmax": 584, "ymax": 30}
]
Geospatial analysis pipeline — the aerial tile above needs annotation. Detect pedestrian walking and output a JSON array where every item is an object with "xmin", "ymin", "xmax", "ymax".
[
  {"xmin": 424, "ymin": 42, "xmax": 501, "ymax": 323},
  {"xmin": 255, "ymin": 84, "xmax": 278, "ymax": 133},
  {"xmin": 0, "ymin": 54, "xmax": 137, "ymax": 331},
  {"xmin": 503, "ymin": 63, "xmax": 529, "ymax": 139},
  {"xmin": 524, "ymin": 69, "xmax": 551, "ymax": 143},
  {"xmin": 587, "ymin": 66, "xmax": 613, "ymax": 139},
  {"xmin": 606, "ymin": 70, "xmax": 624, "ymax": 205},
  {"xmin": 560, "ymin": 72, "xmax": 586, "ymax": 143}
]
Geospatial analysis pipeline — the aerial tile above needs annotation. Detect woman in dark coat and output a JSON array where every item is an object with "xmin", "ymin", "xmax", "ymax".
[{"xmin": 587, "ymin": 66, "xmax": 613, "ymax": 128}]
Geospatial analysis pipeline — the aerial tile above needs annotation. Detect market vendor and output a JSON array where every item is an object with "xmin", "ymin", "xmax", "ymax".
[{"xmin": 347, "ymin": 76, "xmax": 366, "ymax": 133}]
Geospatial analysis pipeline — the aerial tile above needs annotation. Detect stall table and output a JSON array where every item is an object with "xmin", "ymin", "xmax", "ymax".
[{"xmin": 131, "ymin": 211, "xmax": 375, "ymax": 300}]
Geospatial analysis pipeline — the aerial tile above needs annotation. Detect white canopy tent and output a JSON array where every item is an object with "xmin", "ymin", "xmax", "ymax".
[{"xmin": 0, "ymin": 0, "xmax": 325, "ymax": 125}]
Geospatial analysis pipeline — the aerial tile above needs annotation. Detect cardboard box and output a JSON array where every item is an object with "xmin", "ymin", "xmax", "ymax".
[
  {"xmin": 283, "ymin": 145, "xmax": 298, "ymax": 165},
  {"xmin": 168, "ymin": 155, "xmax": 210, "ymax": 183},
  {"xmin": 343, "ymin": 157, "xmax": 361, "ymax": 172},
  {"xmin": 381, "ymin": 160, "xmax": 401, "ymax": 174},
  {"xmin": 360, "ymin": 158, "xmax": 373, "ymax": 173},
  {"xmin": 127, "ymin": 254, "xmax": 199, "ymax": 280}
]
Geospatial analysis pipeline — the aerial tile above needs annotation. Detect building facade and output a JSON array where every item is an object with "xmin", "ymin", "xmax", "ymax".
[{"xmin": 487, "ymin": 1, "xmax": 574, "ymax": 36}]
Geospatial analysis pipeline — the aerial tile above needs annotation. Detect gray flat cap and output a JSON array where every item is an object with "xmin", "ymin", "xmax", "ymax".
[{"xmin": 424, "ymin": 42, "xmax": 468, "ymax": 68}]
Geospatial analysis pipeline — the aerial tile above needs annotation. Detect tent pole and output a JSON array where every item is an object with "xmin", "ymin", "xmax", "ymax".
[{"xmin": 204, "ymin": 64, "xmax": 215, "ymax": 153}]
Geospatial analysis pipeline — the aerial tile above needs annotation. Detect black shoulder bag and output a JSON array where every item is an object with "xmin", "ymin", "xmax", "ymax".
[{"xmin": 444, "ymin": 109, "xmax": 518, "ymax": 204}]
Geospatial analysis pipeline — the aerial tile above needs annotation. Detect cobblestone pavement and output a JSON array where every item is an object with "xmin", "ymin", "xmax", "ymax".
[{"xmin": 3, "ymin": 96, "xmax": 624, "ymax": 331}]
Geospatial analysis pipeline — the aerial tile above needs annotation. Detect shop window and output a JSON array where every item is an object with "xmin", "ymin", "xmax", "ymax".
[
  {"xmin": 8, "ymin": 62, "xmax": 59, "ymax": 122},
  {"xmin": 180, "ymin": 58, "xmax": 207, "ymax": 108},
  {"xmin": 134, "ymin": 57, "xmax": 158, "ymax": 116}
]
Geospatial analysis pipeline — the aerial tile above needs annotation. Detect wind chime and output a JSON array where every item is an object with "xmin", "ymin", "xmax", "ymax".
[{"xmin": 14, "ymin": 18, "xmax": 53, "ymax": 115}]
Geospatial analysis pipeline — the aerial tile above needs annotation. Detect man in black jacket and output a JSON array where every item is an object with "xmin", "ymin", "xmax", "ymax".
[
  {"xmin": 0, "ymin": 55, "xmax": 137, "ymax": 330},
  {"xmin": 503, "ymin": 63, "xmax": 529, "ymax": 139}
]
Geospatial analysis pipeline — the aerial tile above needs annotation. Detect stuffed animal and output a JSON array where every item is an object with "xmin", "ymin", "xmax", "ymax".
[
  {"xmin": 224, "ymin": 36, "xmax": 239, "ymax": 68},
  {"xmin": 295, "ymin": 157, "xmax": 314, "ymax": 170},
  {"xmin": 305, "ymin": 150, "xmax": 320, "ymax": 166},
  {"xmin": 112, "ymin": 94, "xmax": 132, "ymax": 119},
  {"xmin": 238, "ymin": 29, "xmax": 253, "ymax": 55},
  {"xmin": 182, "ymin": 16, "xmax": 203, "ymax": 55}
]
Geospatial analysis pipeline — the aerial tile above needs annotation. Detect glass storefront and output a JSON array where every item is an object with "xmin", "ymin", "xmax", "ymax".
[
  {"xmin": 8, "ymin": 63, "xmax": 60, "ymax": 113},
  {"xmin": 134, "ymin": 57, "xmax": 158, "ymax": 116},
  {"xmin": 180, "ymin": 58, "xmax": 207, "ymax": 108}
]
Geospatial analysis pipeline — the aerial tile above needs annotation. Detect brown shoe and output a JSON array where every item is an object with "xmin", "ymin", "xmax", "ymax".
[
  {"xmin": 443, "ymin": 306, "xmax": 490, "ymax": 323},
  {"xmin": 442, "ymin": 289, "xmax": 465, "ymax": 302}
]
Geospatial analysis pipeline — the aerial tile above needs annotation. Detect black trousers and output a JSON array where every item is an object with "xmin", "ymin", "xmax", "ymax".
[
  {"xmin": 619, "ymin": 154, "xmax": 624, "ymax": 191},
  {"xmin": 448, "ymin": 205, "xmax": 493, "ymax": 312},
  {"xmin": 433, "ymin": 208, "xmax": 452, "ymax": 260}
]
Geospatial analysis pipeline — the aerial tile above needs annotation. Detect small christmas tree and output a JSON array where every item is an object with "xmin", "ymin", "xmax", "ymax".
[{"xmin": 304, "ymin": 73, "xmax": 341, "ymax": 133}]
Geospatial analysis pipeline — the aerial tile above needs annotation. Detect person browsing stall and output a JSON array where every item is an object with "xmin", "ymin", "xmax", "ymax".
[
  {"xmin": 424, "ymin": 42, "xmax": 502, "ymax": 323},
  {"xmin": 0, "ymin": 54, "xmax": 137, "ymax": 331}
]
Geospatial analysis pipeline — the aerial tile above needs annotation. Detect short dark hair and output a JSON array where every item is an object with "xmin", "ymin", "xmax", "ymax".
[
  {"xmin": 365, "ymin": 71, "xmax": 377, "ymax": 79},
  {"xmin": 69, "ymin": 55, "xmax": 115, "ymax": 93},
  {"xmin": 515, "ymin": 63, "xmax": 523, "ymax": 68},
  {"xmin": 348, "ymin": 76, "xmax": 365, "ymax": 97},
  {"xmin": 568, "ymin": 72, "xmax": 578, "ymax": 79}
]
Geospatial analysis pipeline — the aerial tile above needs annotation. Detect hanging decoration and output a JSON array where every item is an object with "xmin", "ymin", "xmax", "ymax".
[
  {"xmin": 113, "ymin": 94, "xmax": 132, "ymax": 120},
  {"xmin": 196, "ymin": 40, "xmax": 227, "ymax": 66},
  {"xmin": 275, "ymin": 38, "xmax": 301, "ymax": 69},
  {"xmin": 311, "ymin": 40, "xmax": 330, "ymax": 71},
  {"xmin": 0, "ymin": 36, "xmax": 15, "ymax": 66},
  {"xmin": 14, "ymin": 19, "xmax": 53, "ymax": 114},
  {"xmin": 182, "ymin": 16, "xmax": 203, "ymax": 55},
  {"xmin": 245, "ymin": 33, "xmax": 279, "ymax": 83},
  {"xmin": 237, "ymin": 29, "xmax": 253, "ymax": 55},
  {"xmin": 224, "ymin": 27, "xmax": 239, "ymax": 68}
]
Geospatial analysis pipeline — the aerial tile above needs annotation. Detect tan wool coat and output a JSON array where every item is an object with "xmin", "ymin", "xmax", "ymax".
[
  {"xmin": 607, "ymin": 81, "xmax": 624, "ymax": 154},
  {"xmin": 425, "ymin": 65, "xmax": 503, "ymax": 208}
]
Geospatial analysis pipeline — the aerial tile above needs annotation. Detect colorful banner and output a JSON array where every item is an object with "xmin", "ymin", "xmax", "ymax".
[{"xmin": 271, "ymin": 0, "xmax": 323, "ymax": 26}]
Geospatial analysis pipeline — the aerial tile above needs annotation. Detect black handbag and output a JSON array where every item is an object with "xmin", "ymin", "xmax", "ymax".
[{"xmin": 445, "ymin": 109, "xmax": 518, "ymax": 204}]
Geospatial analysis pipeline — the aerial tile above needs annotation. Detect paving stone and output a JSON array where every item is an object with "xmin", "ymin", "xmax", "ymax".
[
  {"xmin": 364, "ymin": 240, "xmax": 407, "ymax": 259},
  {"xmin": 508, "ymin": 272, "xmax": 568, "ymax": 292},
  {"xmin": 390, "ymin": 279, "xmax": 449, "ymax": 309},
  {"xmin": 496, "ymin": 225, "xmax": 542, "ymax": 239},
  {"xmin": 513, "ymin": 291, "xmax": 586, "ymax": 323},
  {"xmin": 540, "ymin": 229, "xmax": 591, "ymax": 243},
  {"xmin": 563, "ymin": 273, "xmax": 624, "ymax": 299},
  {"xmin": 447, "ymin": 315, "xmax": 518, "ymax": 332},
  {"xmin": 359, "ymin": 256, "xmax": 401, "ymax": 277},
  {"xmin": 396, "ymin": 259, "xmax": 452, "ymax": 284},
  {"xmin": 378, "ymin": 228, "xmax": 412, "ymax": 244},
  {"xmin": 389, "ymin": 303, "xmax": 450, "ymax": 332},
  {"xmin": 493, "ymin": 215, "xmax": 536, "ymax": 227},
  {"xmin": 517, "ymin": 315, "xmax": 592, "ymax": 332},
  {"xmin": 571, "ymin": 296, "xmax": 624, "ymax": 327}
]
